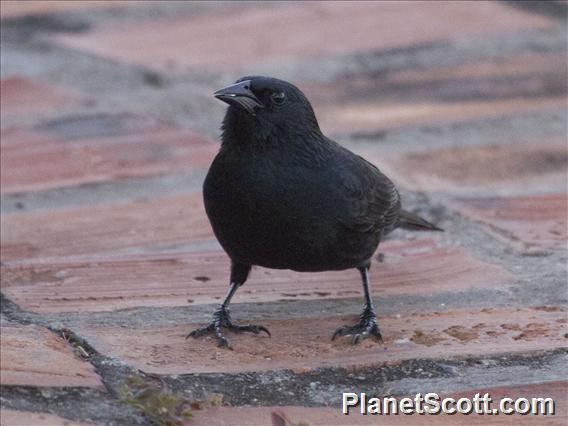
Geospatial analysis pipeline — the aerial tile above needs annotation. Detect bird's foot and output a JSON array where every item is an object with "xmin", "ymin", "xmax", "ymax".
[
  {"xmin": 187, "ymin": 306, "xmax": 270, "ymax": 348},
  {"xmin": 332, "ymin": 306, "xmax": 383, "ymax": 344}
]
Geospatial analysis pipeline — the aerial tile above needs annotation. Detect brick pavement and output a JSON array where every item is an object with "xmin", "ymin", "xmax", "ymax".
[{"xmin": 1, "ymin": 1, "xmax": 566, "ymax": 425}]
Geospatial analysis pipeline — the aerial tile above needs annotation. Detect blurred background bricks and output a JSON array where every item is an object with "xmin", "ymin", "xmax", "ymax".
[{"xmin": 0, "ymin": 1, "xmax": 566, "ymax": 424}]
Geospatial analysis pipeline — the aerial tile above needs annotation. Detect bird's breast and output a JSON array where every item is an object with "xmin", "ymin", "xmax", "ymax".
[{"xmin": 203, "ymin": 151, "xmax": 378, "ymax": 270}]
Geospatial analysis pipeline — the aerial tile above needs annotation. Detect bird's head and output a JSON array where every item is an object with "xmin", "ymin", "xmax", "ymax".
[{"xmin": 214, "ymin": 76, "xmax": 320, "ymax": 143}]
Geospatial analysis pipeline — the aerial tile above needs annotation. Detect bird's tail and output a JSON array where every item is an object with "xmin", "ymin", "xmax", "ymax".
[{"xmin": 398, "ymin": 209, "xmax": 443, "ymax": 231}]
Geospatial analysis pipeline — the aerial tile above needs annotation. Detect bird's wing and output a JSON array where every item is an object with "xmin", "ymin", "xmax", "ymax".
[{"xmin": 335, "ymin": 153, "xmax": 401, "ymax": 235}]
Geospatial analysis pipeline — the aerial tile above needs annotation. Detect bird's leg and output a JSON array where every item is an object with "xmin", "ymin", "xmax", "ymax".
[
  {"xmin": 332, "ymin": 265, "xmax": 383, "ymax": 344},
  {"xmin": 187, "ymin": 262, "xmax": 270, "ymax": 348}
]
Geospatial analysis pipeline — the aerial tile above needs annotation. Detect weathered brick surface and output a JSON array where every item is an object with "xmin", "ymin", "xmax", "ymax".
[
  {"xmin": 318, "ymin": 97, "xmax": 566, "ymax": 136},
  {"xmin": 1, "ymin": 239, "xmax": 510, "ymax": 313},
  {"xmin": 0, "ymin": 409, "xmax": 94, "ymax": 426},
  {"xmin": 190, "ymin": 381, "xmax": 567, "ymax": 425},
  {"xmin": 1, "ymin": 192, "xmax": 211, "ymax": 261},
  {"xmin": 0, "ymin": 0, "xmax": 566, "ymax": 423},
  {"xmin": 0, "ymin": 320, "xmax": 103, "ymax": 388},
  {"xmin": 74, "ymin": 306, "xmax": 565, "ymax": 374},
  {"xmin": 303, "ymin": 46, "xmax": 566, "ymax": 134},
  {"xmin": 0, "ymin": 1, "xmax": 129, "ymax": 18},
  {"xmin": 53, "ymin": 2, "xmax": 554, "ymax": 71},
  {"xmin": 453, "ymin": 194, "xmax": 567, "ymax": 252},
  {"xmin": 0, "ymin": 77, "xmax": 84, "ymax": 126},
  {"xmin": 1, "ymin": 116, "xmax": 216, "ymax": 194},
  {"xmin": 371, "ymin": 142, "xmax": 567, "ymax": 195}
]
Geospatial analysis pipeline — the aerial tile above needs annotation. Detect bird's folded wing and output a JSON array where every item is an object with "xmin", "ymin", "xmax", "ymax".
[{"xmin": 336, "ymin": 155, "xmax": 400, "ymax": 235}]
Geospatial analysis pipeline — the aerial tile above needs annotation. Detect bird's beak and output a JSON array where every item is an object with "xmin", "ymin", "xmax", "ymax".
[{"xmin": 213, "ymin": 80, "xmax": 264, "ymax": 116}]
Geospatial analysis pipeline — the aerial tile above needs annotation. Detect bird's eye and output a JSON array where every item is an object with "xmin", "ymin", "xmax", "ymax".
[{"xmin": 271, "ymin": 91, "xmax": 286, "ymax": 105}]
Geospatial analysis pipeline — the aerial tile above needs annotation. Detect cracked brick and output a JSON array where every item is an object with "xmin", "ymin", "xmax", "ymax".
[{"xmin": 0, "ymin": 320, "xmax": 103, "ymax": 388}]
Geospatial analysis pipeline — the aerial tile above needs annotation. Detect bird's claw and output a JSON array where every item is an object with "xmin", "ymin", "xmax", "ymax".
[
  {"xmin": 229, "ymin": 324, "xmax": 271, "ymax": 336},
  {"xmin": 332, "ymin": 309, "xmax": 383, "ymax": 344},
  {"xmin": 187, "ymin": 307, "xmax": 270, "ymax": 348},
  {"xmin": 187, "ymin": 325, "xmax": 213, "ymax": 338}
]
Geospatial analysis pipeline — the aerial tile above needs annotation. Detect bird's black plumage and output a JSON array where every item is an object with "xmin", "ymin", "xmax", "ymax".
[{"xmin": 189, "ymin": 76, "xmax": 441, "ymax": 348}]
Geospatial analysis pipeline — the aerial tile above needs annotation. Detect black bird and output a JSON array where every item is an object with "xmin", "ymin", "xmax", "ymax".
[{"xmin": 189, "ymin": 76, "xmax": 442, "ymax": 348}]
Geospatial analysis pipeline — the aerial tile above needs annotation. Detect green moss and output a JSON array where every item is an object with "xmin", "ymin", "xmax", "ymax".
[{"xmin": 119, "ymin": 375, "xmax": 192, "ymax": 426}]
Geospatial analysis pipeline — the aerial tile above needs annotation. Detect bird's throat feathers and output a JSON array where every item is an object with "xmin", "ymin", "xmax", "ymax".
[
  {"xmin": 221, "ymin": 108, "xmax": 265, "ymax": 147},
  {"xmin": 220, "ymin": 106, "xmax": 322, "ymax": 151}
]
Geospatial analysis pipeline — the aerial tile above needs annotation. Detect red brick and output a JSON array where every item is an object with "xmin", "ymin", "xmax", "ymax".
[
  {"xmin": 0, "ymin": 77, "xmax": 84, "ymax": 126},
  {"xmin": 0, "ymin": 239, "xmax": 511, "ymax": 313},
  {"xmin": 189, "ymin": 382, "xmax": 567, "ymax": 425},
  {"xmin": 453, "ymin": 194, "xmax": 567, "ymax": 252},
  {"xmin": 1, "ymin": 115, "xmax": 216, "ymax": 194},
  {"xmin": 302, "ymin": 51, "xmax": 566, "ymax": 134},
  {"xmin": 190, "ymin": 406, "xmax": 381, "ymax": 426},
  {"xmin": 54, "ymin": 2, "xmax": 554, "ymax": 71},
  {"xmin": 388, "ymin": 52, "xmax": 565, "ymax": 84},
  {"xmin": 306, "ymin": 53, "xmax": 565, "ymax": 135},
  {"xmin": 449, "ymin": 381, "xmax": 567, "ymax": 421},
  {"xmin": 0, "ymin": 321, "xmax": 103, "ymax": 388},
  {"xmin": 0, "ymin": 0, "xmax": 133, "ymax": 18},
  {"xmin": 1, "ymin": 192, "xmax": 212, "ymax": 262},
  {"xmin": 306, "ymin": 51, "xmax": 563, "ymax": 100},
  {"xmin": 0, "ymin": 409, "xmax": 93, "ymax": 426},
  {"xmin": 316, "ymin": 97, "xmax": 565, "ymax": 135},
  {"xmin": 74, "ymin": 306, "xmax": 565, "ymax": 375},
  {"xmin": 365, "ymin": 142, "xmax": 567, "ymax": 195}
]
